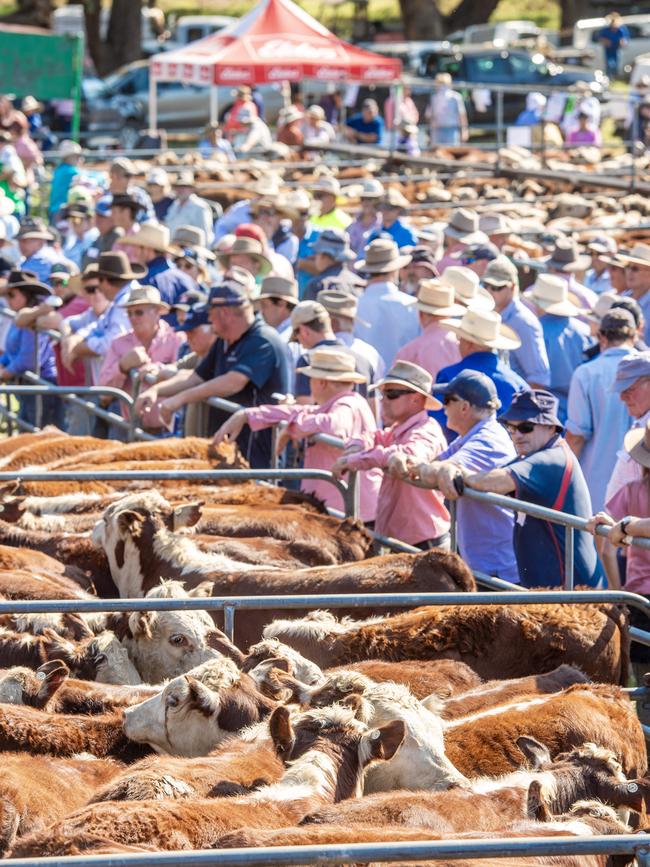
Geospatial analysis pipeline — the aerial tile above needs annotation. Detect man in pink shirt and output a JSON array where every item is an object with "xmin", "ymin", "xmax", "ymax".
[
  {"xmin": 212, "ymin": 346, "xmax": 382, "ymax": 521},
  {"xmin": 395, "ymin": 279, "xmax": 463, "ymax": 381},
  {"xmin": 332, "ymin": 360, "xmax": 450, "ymax": 548},
  {"xmin": 99, "ymin": 284, "xmax": 185, "ymax": 431}
]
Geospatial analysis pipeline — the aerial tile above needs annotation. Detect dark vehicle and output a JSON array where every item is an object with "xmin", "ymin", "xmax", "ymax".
[{"xmin": 415, "ymin": 47, "xmax": 608, "ymax": 125}]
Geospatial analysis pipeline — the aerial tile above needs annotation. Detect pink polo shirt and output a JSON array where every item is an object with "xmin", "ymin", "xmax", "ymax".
[
  {"xmin": 99, "ymin": 320, "xmax": 185, "ymax": 425},
  {"xmin": 246, "ymin": 391, "xmax": 382, "ymax": 521},
  {"xmin": 345, "ymin": 410, "xmax": 449, "ymax": 545},
  {"xmin": 396, "ymin": 319, "xmax": 461, "ymax": 381},
  {"xmin": 606, "ymin": 478, "xmax": 650, "ymax": 596}
]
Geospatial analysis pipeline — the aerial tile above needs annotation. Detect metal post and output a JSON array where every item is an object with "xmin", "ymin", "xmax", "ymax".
[
  {"xmin": 495, "ymin": 88, "xmax": 504, "ymax": 173},
  {"xmin": 223, "ymin": 605, "xmax": 235, "ymax": 642},
  {"xmin": 149, "ymin": 68, "xmax": 158, "ymax": 134},
  {"xmin": 343, "ymin": 470, "xmax": 360, "ymax": 520},
  {"xmin": 564, "ymin": 526, "xmax": 575, "ymax": 591},
  {"xmin": 448, "ymin": 499, "xmax": 457, "ymax": 554},
  {"xmin": 31, "ymin": 340, "xmax": 42, "ymax": 430},
  {"xmin": 210, "ymin": 84, "xmax": 219, "ymax": 125},
  {"xmin": 269, "ymin": 425, "xmax": 279, "ymax": 472}
]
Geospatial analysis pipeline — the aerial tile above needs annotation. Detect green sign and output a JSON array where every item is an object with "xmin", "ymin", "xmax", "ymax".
[{"xmin": 0, "ymin": 28, "xmax": 84, "ymax": 140}]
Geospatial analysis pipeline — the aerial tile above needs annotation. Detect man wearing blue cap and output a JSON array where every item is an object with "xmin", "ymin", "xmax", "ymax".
[
  {"xmin": 136, "ymin": 272, "xmax": 289, "ymax": 466},
  {"xmin": 83, "ymin": 196, "xmax": 123, "ymax": 267},
  {"xmin": 448, "ymin": 389, "xmax": 604, "ymax": 588},
  {"xmin": 408, "ymin": 369, "xmax": 519, "ymax": 583},
  {"xmin": 302, "ymin": 229, "xmax": 355, "ymax": 302}
]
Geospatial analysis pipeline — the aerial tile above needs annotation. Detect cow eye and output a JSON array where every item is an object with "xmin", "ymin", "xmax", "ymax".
[
  {"xmin": 166, "ymin": 693, "xmax": 179, "ymax": 708},
  {"xmin": 169, "ymin": 634, "xmax": 188, "ymax": 647},
  {"xmin": 94, "ymin": 653, "xmax": 108, "ymax": 665}
]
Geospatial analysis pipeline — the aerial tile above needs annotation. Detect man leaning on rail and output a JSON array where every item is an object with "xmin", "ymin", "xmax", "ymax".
[{"xmin": 421, "ymin": 388, "xmax": 604, "ymax": 589}]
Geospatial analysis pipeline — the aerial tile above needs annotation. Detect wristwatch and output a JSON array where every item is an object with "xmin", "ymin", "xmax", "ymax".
[{"xmin": 619, "ymin": 516, "xmax": 634, "ymax": 545}]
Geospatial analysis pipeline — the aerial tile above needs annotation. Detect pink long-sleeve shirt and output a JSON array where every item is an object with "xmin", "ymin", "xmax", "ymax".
[
  {"xmin": 395, "ymin": 319, "xmax": 462, "ymax": 381},
  {"xmin": 344, "ymin": 410, "xmax": 450, "ymax": 545},
  {"xmin": 246, "ymin": 391, "xmax": 382, "ymax": 521},
  {"xmin": 99, "ymin": 320, "xmax": 185, "ymax": 425}
]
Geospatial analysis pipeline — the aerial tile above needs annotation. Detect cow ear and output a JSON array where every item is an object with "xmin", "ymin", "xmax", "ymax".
[
  {"xmin": 185, "ymin": 676, "xmax": 219, "ymax": 715},
  {"xmin": 35, "ymin": 659, "xmax": 69, "ymax": 704},
  {"xmin": 517, "ymin": 735, "xmax": 552, "ymax": 768},
  {"xmin": 172, "ymin": 502, "xmax": 204, "ymax": 531},
  {"xmin": 128, "ymin": 611, "xmax": 153, "ymax": 639},
  {"xmin": 206, "ymin": 629, "xmax": 245, "ymax": 666},
  {"xmin": 117, "ymin": 510, "xmax": 145, "ymax": 537},
  {"xmin": 270, "ymin": 705, "xmax": 294, "ymax": 757},
  {"xmin": 188, "ymin": 581, "xmax": 215, "ymax": 599},
  {"xmin": 527, "ymin": 779, "xmax": 552, "ymax": 821},
  {"xmin": 364, "ymin": 719, "xmax": 406, "ymax": 763}
]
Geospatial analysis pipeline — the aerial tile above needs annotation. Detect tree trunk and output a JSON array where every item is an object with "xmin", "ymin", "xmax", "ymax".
[
  {"xmin": 105, "ymin": 0, "xmax": 142, "ymax": 72},
  {"xmin": 445, "ymin": 0, "xmax": 501, "ymax": 33},
  {"xmin": 560, "ymin": 0, "xmax": 597, "ymax": 29},
  {"xmin": 0, "ymin": 0, "xmax": 53, "ymax": 28},
  {"xmin": 398, "ymin": 0, "xmax": 445, "ymax": 40},
  {"xmin": 83, "ymin": 0, "xmax": 109, "ymax": 77}
]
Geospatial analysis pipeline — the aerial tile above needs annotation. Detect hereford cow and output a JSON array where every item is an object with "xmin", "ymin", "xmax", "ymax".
[
  {"xmin": 264, "ymin": 605, "xmax": 629, "ymax": 685},
  {"xmin": 0, "ymin": 753, "xmax": 122, "ymax": 853},
  {"xmin": 443, "ymin": 684, "xmax": 647, "ymax": 778},
  {"xmin": 93, "ymin": 493, "xmax": 475, "ymax": 648},
  {"xmin": 303, "ymin": 738, "xmax": 645, "ymax": 832},
  {"xmin": 122, "ymin": 658, "xmax": 275, "ymax": 756},
  {"xmin": 10, "ymin": 705, "xmax": 406, "ymax": 855},
  {"xmin": 89, "ymin": 739, "xmax": 284, "ymax": 803},
  {"xmin": 0, "ymin": 660, "xmax": 68, "ymax": 706}
]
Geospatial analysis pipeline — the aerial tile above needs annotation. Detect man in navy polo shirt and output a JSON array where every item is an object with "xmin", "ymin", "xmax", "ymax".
[
  {"xmin": 450, "ymin": 389, "xmax": 604, "ymax": 588},
  {"xmin": 345, "ymin": 99, "xmax": 384, "ymax": 146},
  {"xmin": 136, "ymin": 271, "xmax": 289, "ymax": 467}
]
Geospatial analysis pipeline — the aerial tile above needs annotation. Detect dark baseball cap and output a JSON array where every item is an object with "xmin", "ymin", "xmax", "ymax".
[
  {"xmin": 176, "ymin": 304, "xmax": 209, "ymax": 332},
  {"xmin": 459, "ymin": 242, "xmax": 499, "ymax": 265},
  {"xmin": 499, "ymin": 389, "xmax": 563, "ymax": 429},
  {"xmin": 208, "ymin": 277, "xmax": 252, "ymax": 307},
  {"xmin": 433, "ymin": 369, "xmax": 501, "ymax": 410}
]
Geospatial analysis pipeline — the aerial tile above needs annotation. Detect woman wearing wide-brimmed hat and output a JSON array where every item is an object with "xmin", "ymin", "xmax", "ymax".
[
  {"xmin": 99, "ymin": 284, "xmax": 184, "ymax": 433},
  {"xmin": 0, "ymin": 269, "xmax": 59, "ymax": 427},
  {"xmin": 213, "ymin": 346, "xmax": 381, "ymax": 520}
]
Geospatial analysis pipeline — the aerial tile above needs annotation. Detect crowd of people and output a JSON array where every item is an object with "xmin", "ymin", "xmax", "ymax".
[{"xmin": 0, "ymin": 81, "xmax": 649, "ymax": 616}]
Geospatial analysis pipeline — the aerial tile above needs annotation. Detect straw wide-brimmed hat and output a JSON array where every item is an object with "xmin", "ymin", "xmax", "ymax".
[
  {"xmin": 95, "ymin": 251, "xmax": 147, "ymax": 282},
  {"xmin": 416, "ymin": 279, "xmax": 466, "ymax": 317},
  {"xmin": 479, "ymin": 212, "xmax": 513, "ymax": 236},
  {"xmin": 369, "ymin": 360, "xmax": 441, "ymax": 410},
  {"xmin": 624, "ymin": 420, "xmax": 650, "ymax": 469},
  {"xmin": 441, "ymin": 265, "xmax": 494, "ymax": 311},
  {"xmin": 310, "ymin": 176, "xmax": 342, "ymax": 197},
  {"xmin": 543, "ymin": 238, "xmax": 591, "ymax": 273},
  {"xmin": 258, "ymin": 275, "xmax": 298, "ymax": 304},
  {"xmin": 217, "ymin": 236, "xmax": 272, "ymax": 277},
  {"xmin": 316, "ymin": 288, "xmax": 369, "ymax": 326},
  {"xmin": 616, "ymin": 242, "xmax": 650, "ymax": 269},
  {"xmin": 119, "ymin": 283, "xmax": 170, "ymax": 312},
  {"xmin": 171, "ymin": 225, "xmax": 215, "ymax": 261},
  {"xmin": 443, "ymin": 208, "xmax": 488, "ymax": 245},
  {"xmin": 355, "ymin": 238, "xmax": 412, "ymax": 274},
  {"xmin": 524, "ymin": 274, "xmax": 580, "ymax": 317},
  {"xmin": 276, "ymin": 190, "xmax": 313, "ymax": 221},
  {"xmin": 439, "ymin": 307, "xmax": 521, "ymax": 351},
  {"xmin": 122, "ymin": 223, "xmax": 172, "ymax": 254},
  {"xmin": 296, "ymin": 347, "xmax": 366, "ymax": 383},
  {"xmin": 17, "ymin": 218, "xmax": 54, "ymax": 242}
]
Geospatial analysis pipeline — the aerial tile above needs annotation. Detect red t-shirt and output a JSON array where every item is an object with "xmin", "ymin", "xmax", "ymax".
[{"xmin": 54, "ymin": 295, "xmax": 89, "ymax": 387}]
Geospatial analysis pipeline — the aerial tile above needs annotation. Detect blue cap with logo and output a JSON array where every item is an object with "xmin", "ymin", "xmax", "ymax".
[
  {"xmin": 208, "ymin": 277, "xmax": 252, "ymax": 307},
  {"xmin": 614, "ymin": 351, "xmax": 650, "ymax": 394},
  {"xmin": 433, "ymin": 369, "xmax": 501, "ymax": 410}
]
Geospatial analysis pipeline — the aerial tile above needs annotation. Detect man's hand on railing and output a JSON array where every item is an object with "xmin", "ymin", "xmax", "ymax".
[
  {"xmin": 135, "ymin": 386, "xmax": 158, "ymax": 417},
  {"xmin": 407, "ymin": 461, "xmax": 438, "ymax": 487},
  {"xmin": 386, "ymin": 453, "xmax": 411, "ymax": 480},
  {"xmin": 118, "ymin": 347, "xmax": 150, "ymax": 375},
  {"xmin": 212, "ymin": 410, "xmax": 246, "ymax": 446},
  {"xmin": 159, "ymin": 394, "xmax": 184, "ymax": 427},
  {"xmin": 587, "ymin": 511, "xmax": 634, "ymax": 547},
  {"xmin": 331, "ymin": 455, "xmax": 351, "ymax": 480}
]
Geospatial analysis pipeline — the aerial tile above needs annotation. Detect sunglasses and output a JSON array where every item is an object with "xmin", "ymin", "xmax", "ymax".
[
  {"xmin": 381, "ymin": 388, "xmax": 414, "ymax": 400},
  {"xmin": 84, "ymin": 285, "xmax": 99, "ymax": 294},
  {"xmin": 505, "ymin": 421, "xmax": 536, "ymax": 434},
  {"xmin": 443, "ymin": 394, "xmax": 460, "ymax": 405},
  {"xmin": 127, "ymin": 308, "xmax": 147, "ymax": 318},
  {"xmin": 485, "ymin": 283, "xmax": 508, "ymax": 292},
  {"xmin": 51, "ymin": 278, "xmax": 69, "ymax": 288}
]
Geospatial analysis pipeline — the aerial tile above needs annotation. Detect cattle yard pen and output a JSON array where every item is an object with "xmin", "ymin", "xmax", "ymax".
[{"xmin": 1, "ymin": 466, "xmax": 650, "ymax": 864}]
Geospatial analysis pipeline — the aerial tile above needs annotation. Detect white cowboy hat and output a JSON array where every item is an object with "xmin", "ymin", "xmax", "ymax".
[
  {"xmin": 416, "ymin": 279, "xmax": 466, "ymax": 317},
  {"xmin": 369, "ymin": 360, "xmax": 442, "ymax": 410},
  {"xmin": 616, "ymin": 243, "xmax": 650, "ymax": 269},
  {"xmin": 355, "ymin": 238, "xmax": 412, "ymax": 274},
  {"xmin": 439, "ymin": 307, "xmax": 521, "ymax": 351},
  {"xmin": 122, "ymin": 222, "xmax": 172, "ymax": 255},
  {"xmin": 441, "ymin": 265, "xmax": 495, "ymax": 311},
  {"xmin": 523, "ymin": 274, "xmax": 581, "ymax": 317}
]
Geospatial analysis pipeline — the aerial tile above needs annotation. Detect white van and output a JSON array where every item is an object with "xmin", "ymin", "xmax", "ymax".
[
  {"xmin": 162, "ymin": 15, "xmax": 237, "ymax": 52},
  {"xmin": 463, "ymin": 20, "xmax": 542, "ymax": 46},
  {"xmin": 573, "ymin": 15, "xmax": 650, "ymax": 75}
]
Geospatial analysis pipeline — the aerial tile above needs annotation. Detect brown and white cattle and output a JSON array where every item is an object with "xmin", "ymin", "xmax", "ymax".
[
  {"xmin": 264, "ymin": 604, "xmax": 629, "ymax": 685},
  {"xmin": 10, "ymin": 705, "xmax": 406, "ymax": 855},
  {"xmin": 0, "ymin": 753, "xmax": 122, "ymax": 853},
  {"xmin": 122, "ymin": 658, "xmax": 275, "ymax": 756},
  {"xmin": 0, "ymin": 660, "xmax": 68, "ymax": 707}
]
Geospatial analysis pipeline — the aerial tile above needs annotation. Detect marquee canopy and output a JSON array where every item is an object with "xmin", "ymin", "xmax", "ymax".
[{"xmin": 150, "ymin": 0, "xmax": 402, "ymax": 86}]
